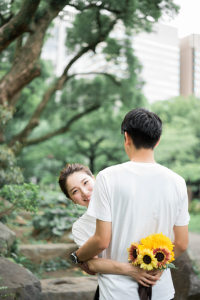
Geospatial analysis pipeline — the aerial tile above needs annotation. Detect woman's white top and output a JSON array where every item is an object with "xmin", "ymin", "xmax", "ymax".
[{"xmin": 72, "ymin": 212, "xmax": 96, "ymax": 248}]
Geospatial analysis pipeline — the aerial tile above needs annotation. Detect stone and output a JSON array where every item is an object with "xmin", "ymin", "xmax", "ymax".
[
  {"xmin": 41, "ymin": 276, "xmax": 98, "ymax": 300},
  {"xmin": 171, "ymin": 251, "xmax": 200, "ymax": 300},
  {"xmin": 0, "ymin": 222, "xmax": 16, "ymax": 251},
  {"xmin": 0, "ymin": 257, "xmax": 42, "ymax": 300},
  {"xmin": 19, "ymin": 243, "xmax": 78, "ymax": 264}
]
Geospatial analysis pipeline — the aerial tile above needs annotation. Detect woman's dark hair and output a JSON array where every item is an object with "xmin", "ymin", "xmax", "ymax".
[
  {"xmin": 121, "ymin": 107, "xmax": 162, "ymax": 149},
  {"xmin": 58, "ymin": 163, "xmax": 93, "ymax": 199}
]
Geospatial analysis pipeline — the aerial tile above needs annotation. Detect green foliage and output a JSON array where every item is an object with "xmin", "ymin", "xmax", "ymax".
[
  {"xmin": 152, "ymin": 96, "xmax": 200, "ymax": 187},
  {"xmin": 0, "ymin": 145, "xmax": 24, "ymax": 188},
  {"xmin": 41, "ymin": 258, "xmax": 71, "ymax": 272},
  {"xmin": 0, "ymin": 106, "xmax": 13, "ymax": 128},
  {"xmin": 0, "ymin": 183, "xmax": 39, "ymax": 217},
  {"xmin": 32, "ymin": 191, "xmax": 86, "ymax": 238},
  {"xmin": 66, "ymin": 0, "xmax": 179, "ymax": 52},
  {"xmin": 188, "ymin": 214, "xmax": 200, "ymax": 234},
  {"xmin": 189, "ymin": 200, "xmax": 200, "ymax": 215}
]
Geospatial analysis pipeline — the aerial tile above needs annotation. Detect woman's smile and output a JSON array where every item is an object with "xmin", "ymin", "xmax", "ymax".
[{"xmin": 66, "ymin": 171, "xmax": 95, "ymax": 208}]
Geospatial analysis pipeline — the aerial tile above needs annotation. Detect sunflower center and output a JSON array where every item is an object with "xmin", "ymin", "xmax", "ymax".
[
  {"xmin": 155, "ymin": 252, "xmax": 165, "ymax": 262},
  {"xmin": 133, "ymin": 249, "xmax": 137, "ymax": 259},
  {"xmin": 143, "ymin": 255, "xmax": 152, "ymax": 264}
]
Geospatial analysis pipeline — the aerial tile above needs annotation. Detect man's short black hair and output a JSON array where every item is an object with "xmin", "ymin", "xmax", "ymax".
[{"xmin": 121, "ymin": 107, "xmax": 162, "ymax": 149}]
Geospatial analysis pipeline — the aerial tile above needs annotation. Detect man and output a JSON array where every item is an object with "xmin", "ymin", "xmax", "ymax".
[{"xmin": 72, "ymin": 108, "xmax": 189, "ymax": 300}]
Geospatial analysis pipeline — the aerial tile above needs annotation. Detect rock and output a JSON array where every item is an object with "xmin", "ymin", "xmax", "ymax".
[
  {"xmin": 0, "ymin": 257, "xmax": 42, "ymax": 300},
  {"xmin": 19, "ymin": 243, "xmax": 78, "ymax": 264},
  {"xmin": 171, "ymin": 251, "xmax": 200, "ymax": 300},
  {"xmin": 0, "ymin": 222, "xmax": 16, "ymax": 251},
  {"xmin": 41, "ymin": 276, "xmax": 98, "ymax": 300}
]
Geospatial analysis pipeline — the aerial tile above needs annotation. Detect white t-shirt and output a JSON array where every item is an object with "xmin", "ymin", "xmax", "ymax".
[
  {"xmin": 72, "ymin": 212, "xmax": 96, "ymax": 248},
  {"xmin": 87, "ymin": 161, "xmax": 190, "ymax": 300}
]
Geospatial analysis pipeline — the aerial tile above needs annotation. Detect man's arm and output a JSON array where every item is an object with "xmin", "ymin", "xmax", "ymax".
[
  {"xmin": 173, "ymin": 225, "xmax": 189, "ymax": 259},
  {"xmin": 76, "ymin": 219, "xmax": 112, "ymax": 262},
  {"xmin": 86, "ymin": 258, "xmax": 161, "ymax": 287}
]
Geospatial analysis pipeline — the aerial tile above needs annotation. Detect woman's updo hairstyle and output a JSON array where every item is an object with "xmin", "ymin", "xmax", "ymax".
[{"xmin": 58, "ymin": 163, "xmax": 93, "ymax": 199}]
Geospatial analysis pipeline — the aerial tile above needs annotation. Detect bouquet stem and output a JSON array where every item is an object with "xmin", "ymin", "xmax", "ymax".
[{"xmin": 138, "ymin": 283, "xmax": 152, "ymax": 300}]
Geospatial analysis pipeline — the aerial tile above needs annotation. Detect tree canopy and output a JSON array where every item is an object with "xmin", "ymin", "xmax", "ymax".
[{"xmin": 0, "ymin": 0, "xmax": 179, "ymax": 154}]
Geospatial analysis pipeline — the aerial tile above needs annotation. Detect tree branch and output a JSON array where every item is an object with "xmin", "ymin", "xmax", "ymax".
[
  {"xmin": 0, "ymin": 0, "xmax": 41, "ymax": 54},
  {"xmin": 22, "ymin": 104, "xmax": 100, "ymax": 147},
  {"xmin": 68, "ymin": 72, "xmax": 121, "ymax": 86},
  {"xmin": 68, "ymin": 3, "xmax": 122, "ymax": 15}
]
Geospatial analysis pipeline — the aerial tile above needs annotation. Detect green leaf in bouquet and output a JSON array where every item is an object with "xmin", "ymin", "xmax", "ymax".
[{"xmin": 166, "ymin": 263, "xmax": 178, "ymax": 269}]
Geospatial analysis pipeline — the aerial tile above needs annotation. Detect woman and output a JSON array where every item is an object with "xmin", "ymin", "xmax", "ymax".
[{"xmin": 58, "ymin": 163, "xmax": 161, "ymax": 300}]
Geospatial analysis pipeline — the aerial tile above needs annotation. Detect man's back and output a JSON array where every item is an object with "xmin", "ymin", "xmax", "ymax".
[{"xmin": 88, "ymin": 161, "xmax": 190, "ymax": 300}]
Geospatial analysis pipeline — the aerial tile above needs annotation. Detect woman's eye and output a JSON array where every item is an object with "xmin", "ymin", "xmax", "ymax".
[
  {"xmin": 73, "ymin": 190, "xmax": 77, "ymax": 195},
  {"xmin": 84, "ymin": 181, "xmax": 88, "ymax": 185}
]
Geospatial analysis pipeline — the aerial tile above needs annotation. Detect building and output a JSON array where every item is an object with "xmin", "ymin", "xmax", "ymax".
[
  {"xmin": 132, "ymin": 23, "xmax": 180, "ymax": 102},
  {"xmin": 180, "ymin": 34, "xmax": 200, "ymax": 98}
]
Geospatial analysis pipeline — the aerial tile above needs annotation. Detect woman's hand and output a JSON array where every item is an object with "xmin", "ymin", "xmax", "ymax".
[
  {"xmin": 79, "ymin": 261, "xmax": 96, "ymax": 275},
  {"xmin": 122, "ymin": 263, "xmax": 161, "ymax": 287}
]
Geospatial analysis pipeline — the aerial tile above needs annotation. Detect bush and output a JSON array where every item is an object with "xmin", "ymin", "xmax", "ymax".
[
  {"xmin": 0, "ymin": 183, "xmax": 39, "ymax": 220},
  {"xmin": 32, "ymin": 191, "xmax": 86, "ymax": 238},
  {"xmin": 189, "ymin": 199, "xmax": 200, "ymax": 215}
]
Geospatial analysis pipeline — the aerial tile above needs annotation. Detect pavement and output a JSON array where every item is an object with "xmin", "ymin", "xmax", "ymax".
[{"xmin": 188, "ymin": 231, "xmax": 200, "ymax": 271}]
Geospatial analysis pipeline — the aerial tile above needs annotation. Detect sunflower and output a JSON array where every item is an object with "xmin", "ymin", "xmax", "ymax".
[
  {"xmin": 140, "ymin": 234, "xmax": 154, "ymax": 250},
  {"xmin": 153, "ymin": 247, "xmax": 172, "ymax": 269},
  {"xmin": 152, "ymin": 233, "xmax": 174, "ymax": 252},
  {"xmin": 137, "ymin": 248, "xmax": 157, "ymax": 271},
  {"xmin": 127, "ymin": 243, "xmax": 139, "ymax": 265}
]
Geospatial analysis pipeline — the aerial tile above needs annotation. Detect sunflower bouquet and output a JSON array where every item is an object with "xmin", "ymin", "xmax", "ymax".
[
  {"xmin": 127, "ymin": 233, "xmax": 177, "ymax": 300},
  {"xmin": 127, "ymin": 232, "xmax": 176, "ymax": 271}
]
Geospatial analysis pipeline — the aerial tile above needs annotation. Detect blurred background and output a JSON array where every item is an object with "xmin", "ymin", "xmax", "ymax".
[{"xmin": 0, "ymin": 0, "xmax": 200, "ymax": 282}]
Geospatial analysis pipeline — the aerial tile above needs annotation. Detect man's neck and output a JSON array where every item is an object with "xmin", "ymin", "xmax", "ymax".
[{"xmin": 129, "ymin": 148, "xmax": 156, "ymax": 164}]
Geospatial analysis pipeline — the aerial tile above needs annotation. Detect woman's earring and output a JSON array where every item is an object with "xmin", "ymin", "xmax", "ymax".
[{"xmin": 73, "ymin": 203, "xmax": 78, "ymax": 213}]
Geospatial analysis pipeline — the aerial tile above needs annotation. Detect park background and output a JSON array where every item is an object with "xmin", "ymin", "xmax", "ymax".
[{"xmin": 0, "ymin": 0, "xmax": 200, "ymax": 298}]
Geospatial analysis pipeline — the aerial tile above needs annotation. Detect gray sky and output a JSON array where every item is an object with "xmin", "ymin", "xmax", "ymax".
[{"xmin": 161, "ymin": 0, "xmax": 200, "ymax": 38}]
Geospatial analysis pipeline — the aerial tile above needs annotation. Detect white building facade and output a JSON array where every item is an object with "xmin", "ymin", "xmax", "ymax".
[{"xmin": 133, "ymin": 23, "xmax": 180, "ymax": 102}]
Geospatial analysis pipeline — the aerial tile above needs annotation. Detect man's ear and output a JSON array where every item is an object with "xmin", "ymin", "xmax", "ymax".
[
  {"xmin": 154, "ymin": 138, "xmax": 160, "ymax": 148},
  {"xmin": 124, "ymin": 132, "xmax": 131, "ymax": 146}
]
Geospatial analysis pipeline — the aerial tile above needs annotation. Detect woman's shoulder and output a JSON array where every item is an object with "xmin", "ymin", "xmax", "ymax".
[{"xmin": 72, "ymin": 212, "xmax": 96, "ymax": 232}]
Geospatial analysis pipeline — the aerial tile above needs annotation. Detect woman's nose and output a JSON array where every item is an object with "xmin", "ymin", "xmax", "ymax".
[{"xmin": 81, "ymin": 188, "xmax": 87, "ymax": 196}]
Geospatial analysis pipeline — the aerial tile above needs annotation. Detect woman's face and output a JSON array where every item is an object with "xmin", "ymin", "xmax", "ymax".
[{"xmin": 66, "ymin": 171, "xmax": 95, "ymax": 208}]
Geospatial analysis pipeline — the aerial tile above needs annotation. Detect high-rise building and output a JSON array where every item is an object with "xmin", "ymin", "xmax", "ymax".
[
  {"xmin": 133, "ymin": 23, "xmax": 180, "ymax": 102},
  {"xmin": 180, "ymin": 34, "xmax": 200, "ymax": 98}
]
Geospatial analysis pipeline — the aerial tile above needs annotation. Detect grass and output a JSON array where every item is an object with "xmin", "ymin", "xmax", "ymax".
[{"xmin": 188, "ymin": 214, "xmax": 200, "ymax": 233}]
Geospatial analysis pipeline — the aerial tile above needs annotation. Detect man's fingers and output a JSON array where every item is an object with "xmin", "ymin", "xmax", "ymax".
[
  {"xmin": 138, "ymin": 280, "xmax": 150, "ymax": 287},
  {"xmin": 141, "ymin": 277, "xmax": 156, "ymax": 286}
]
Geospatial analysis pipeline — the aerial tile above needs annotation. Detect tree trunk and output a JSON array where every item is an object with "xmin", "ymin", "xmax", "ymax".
[
  {"xmin": 89, "ymin": 155, "xmax": 95, "ymax": 174},
  {"xmin": 0, "ymin": 7, "xmax": 63, "ymax": 106},
  {"xmin": 187, "ymin": 185, "xmax": 193, "ymax": 204}
]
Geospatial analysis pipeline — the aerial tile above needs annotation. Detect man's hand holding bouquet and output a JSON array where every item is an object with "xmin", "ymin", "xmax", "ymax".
[{"xmin": 127, "ymin": 233, "xmax": 177, "ymax": 300}]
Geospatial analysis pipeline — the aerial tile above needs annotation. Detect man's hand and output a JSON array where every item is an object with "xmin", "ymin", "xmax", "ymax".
[
  {"xmin": 79, "ymin": 261, "xmax": 96, "ymax": 276},
  {"xmin": 122, "ymin": 264, "xmax": 161, "ymax": 287},
  {"xmin": 147, "ymin": 269, "xmax": 164, "ymax": 280}
]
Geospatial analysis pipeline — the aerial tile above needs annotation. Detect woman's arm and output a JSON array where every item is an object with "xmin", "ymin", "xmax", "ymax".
[{"xmin": 86, "ymin": 258, "xmax": 161, "ymax": 287}]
